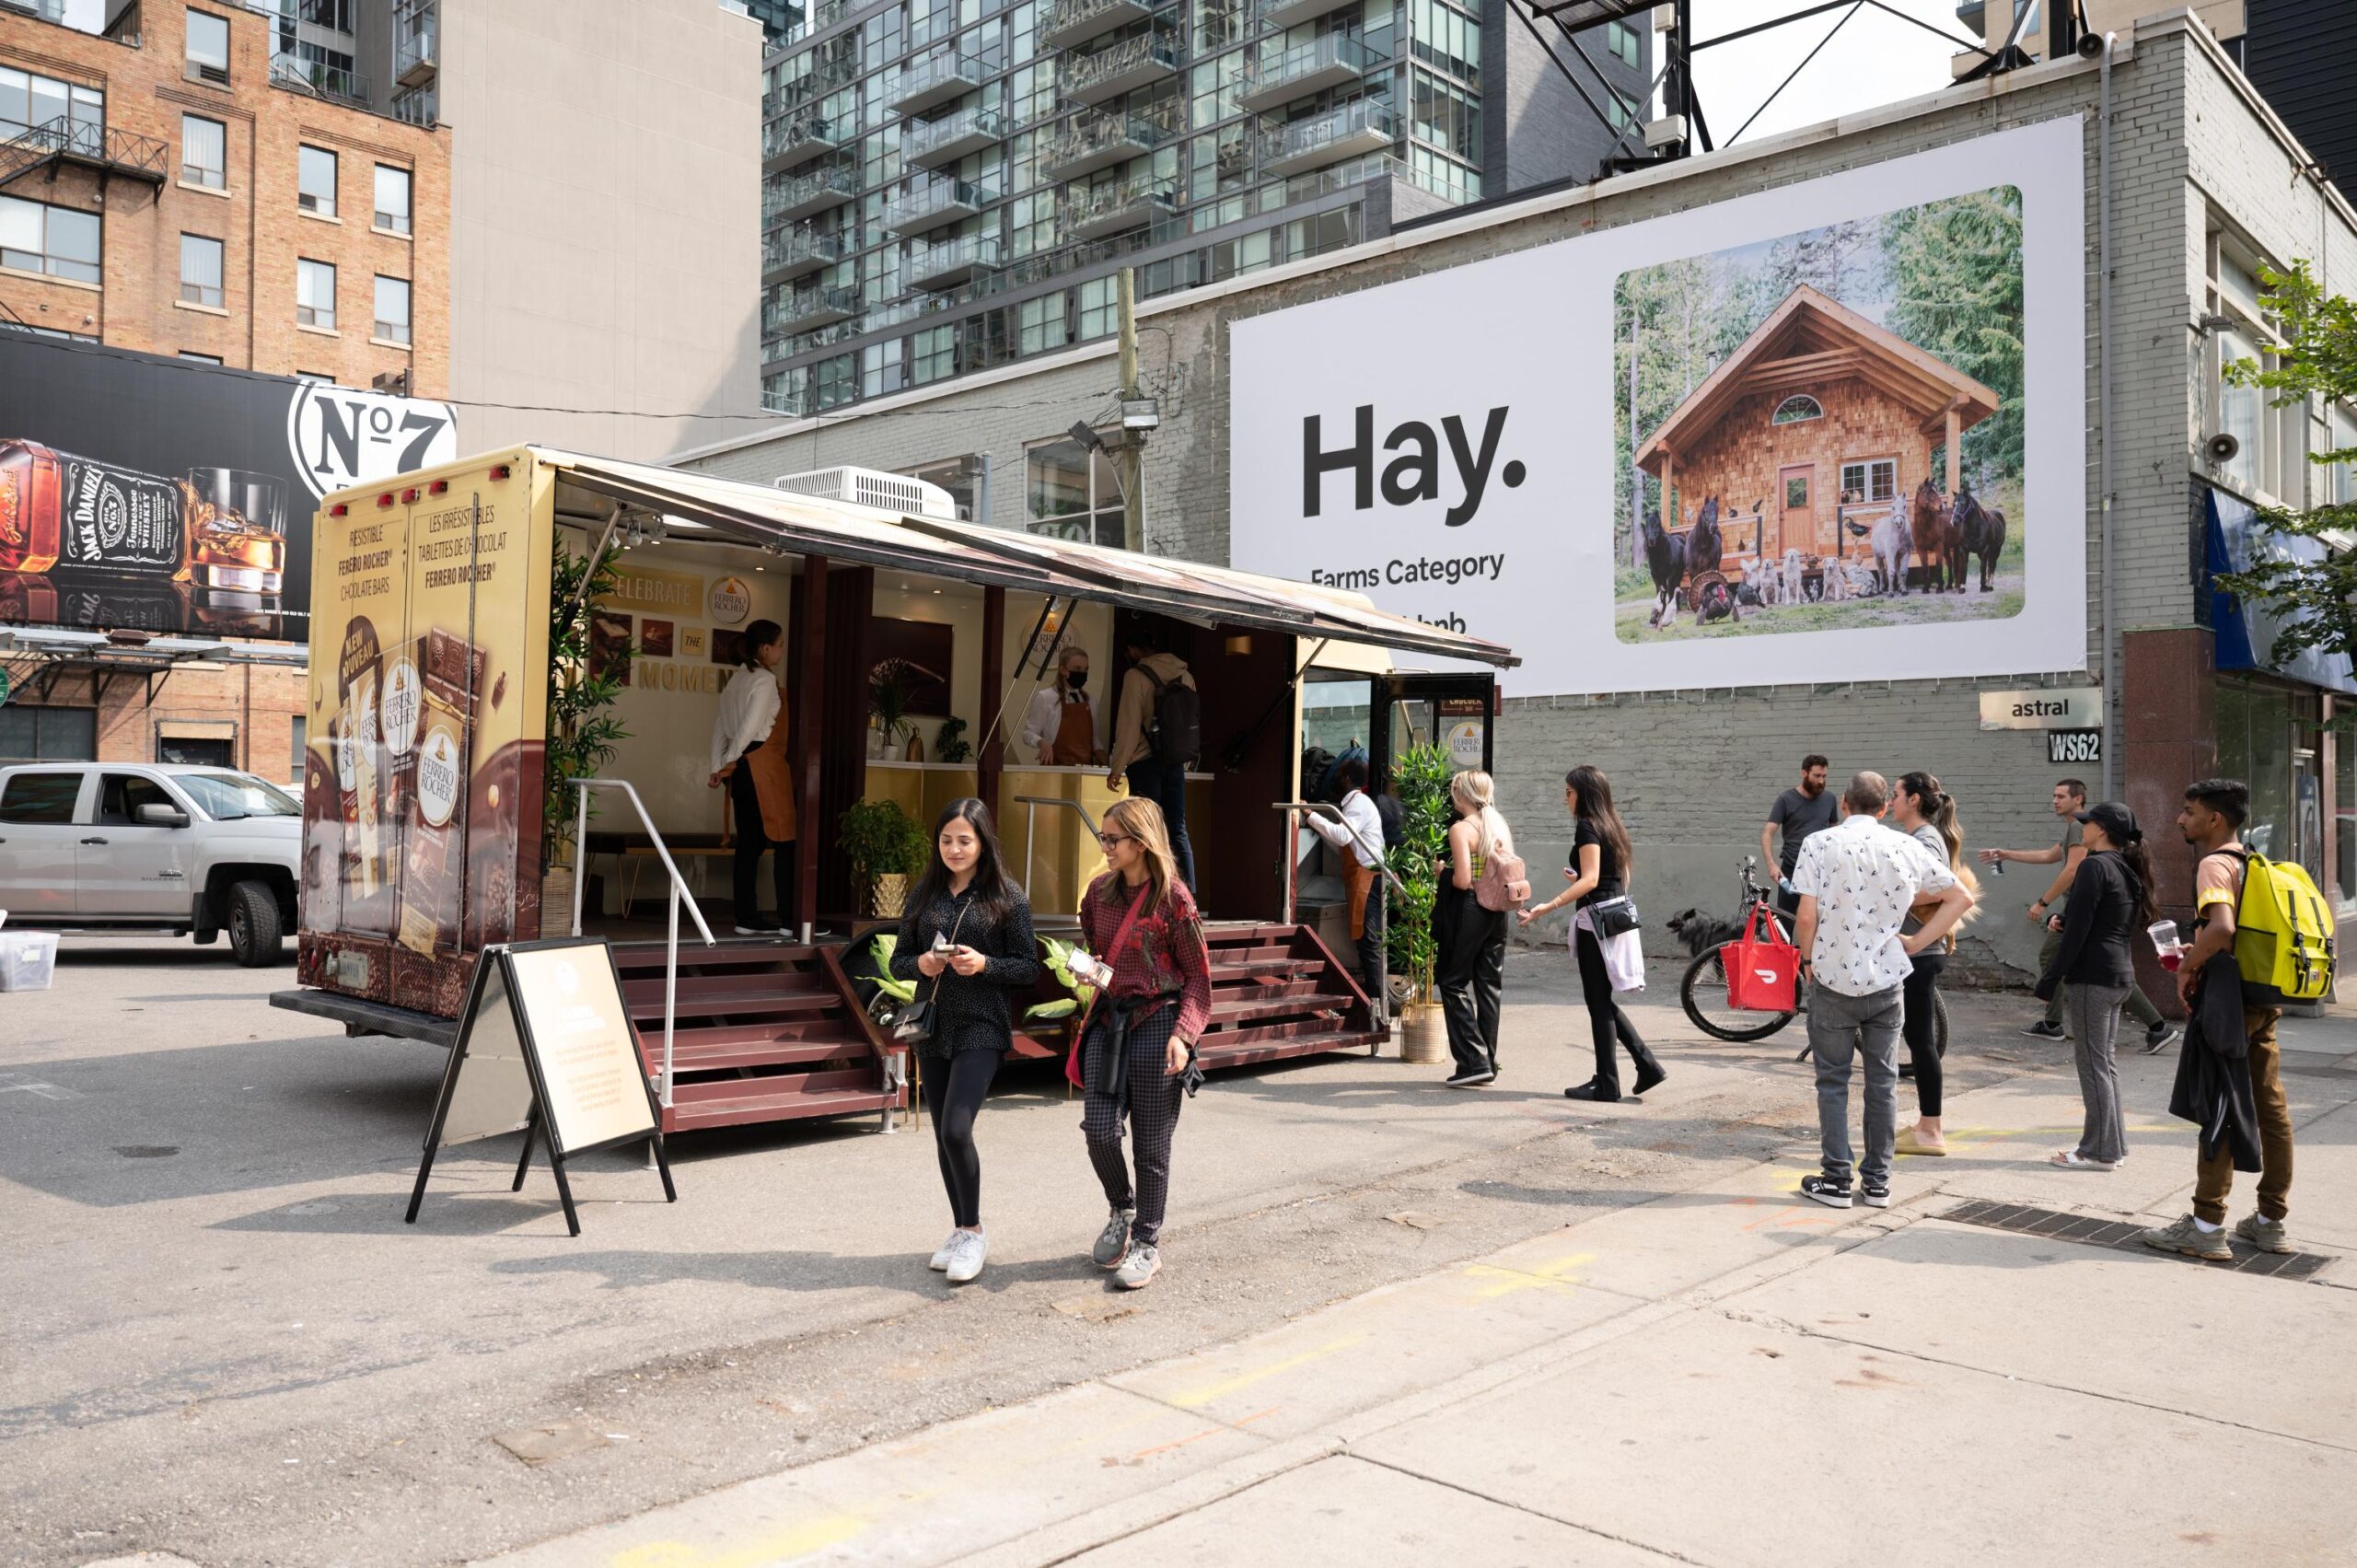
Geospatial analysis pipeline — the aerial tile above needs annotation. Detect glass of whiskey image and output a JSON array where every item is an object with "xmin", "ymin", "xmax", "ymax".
[{"xmin": 186, "ymin": 468, "xmax": 289, "ymax": 594}]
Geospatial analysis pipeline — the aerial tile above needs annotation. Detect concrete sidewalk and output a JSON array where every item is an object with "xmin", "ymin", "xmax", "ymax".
[{"xmin": 482, "ymin": 1010, "xmax": 2357, "ymax": 1568}]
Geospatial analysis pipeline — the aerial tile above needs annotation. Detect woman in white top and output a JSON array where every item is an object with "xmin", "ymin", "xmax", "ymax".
[
  {"xmin": 707, "ymin": 619, "xmax": 790, "ymax": 935},
  {"xmin": 1017, "ymin": 645, "xmax": 1099, "ymax": 766}
]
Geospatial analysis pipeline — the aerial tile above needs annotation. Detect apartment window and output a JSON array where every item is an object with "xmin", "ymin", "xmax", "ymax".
[
  {"xmin": 180, "ymin": 233, "xmax": 224, "ymax": 308},
  {"xmin": 296, "ymin": 258, "xmax": 336, "ymax": 330},
  {"xmin": 180, "ymin": 113, "xmax": 226, "ymax": 188},
  {"xmin": 0, "ymin": 194, "xmax": 100, "ymax": 284},
  {"xmin": 2328, "ymin": 405, "xmax": 2357, "ymax": 507},
  {"xmin": 373, "ymin": 164, "xmax": 412, "ymax": 234},
  {"xmin": 180, "ymin": 351, "xmax": 225, "ymax": 364},
  {"xmin": 0, "ymin": 709, "xmax": 97, "ymax": 765},
  {"xmin": 861, "ymin": 339, "xmax": 904, "ymax": 399},
  {"xmin": 1027, "ymin": 435, "xmax": 1122, "ymax": 548},
  {"xmin": 299, "ymin": 0, "xmax": 355, "ymax": 29},
  {"xmin": 185, "ymin": 10, "xmax": 232, "ymax": 86},
  {"xmin": 1411, "ymin": 69, "xmax": 1480, "ymax": 158},
  {"xmin": 1, "ymin": 66, "xmax": 105, "ymax": 143},
  {"xmin": 289, "ymin": 715, "xmax": 307, "ymax": 784},
  {"xmin": 1408, "ymin": 143, "xmax": 1477, "ymax": 206},
  {"xmin": 2206, "ymin": 234, "xmax": 2302, "ymax": 505},
  {"xmin": 1017, "ymin": 293, "xmax": 1066, "ymax": 356},
  {"xmin": 910, "ymin": 323, "xmax": 957, "ymax": 385},
  {"xmin": 1606, "ymin": 18, "xmax": 1640, "ymax": 66},
  {"xmin": 1076, "ymin": 275, "xmax": 1118, "ymax": 342},
  {"xmin": 813, "ymin": 353, "xmax": 856, "ymax": 411},
  {"xmin": 298, "ymin": 145, "xmax": 337, "ymax": 217},
  {"xmin": 1410, "ymin": 0, "xmax": 1480, "ymax": 85},
  {"xmin": 372, "ymin": 274, "xmax": 410, "ymax": 343}
]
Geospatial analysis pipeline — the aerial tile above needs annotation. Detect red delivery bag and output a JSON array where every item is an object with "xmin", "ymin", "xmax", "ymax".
[{"xmin": 1724, "ymin": 906, "xmax": 1800, "ymax": 1012}]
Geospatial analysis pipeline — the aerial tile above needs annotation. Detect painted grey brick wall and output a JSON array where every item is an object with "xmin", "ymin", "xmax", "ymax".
[{"xmin": 679, "ymin": 19, "xmax": 2352, "ymax": 987}]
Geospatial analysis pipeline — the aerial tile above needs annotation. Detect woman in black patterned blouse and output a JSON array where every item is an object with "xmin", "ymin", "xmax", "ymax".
[{"xmin": 888, "ymin": 798, "xmax": 1039, "ymax": 1283}]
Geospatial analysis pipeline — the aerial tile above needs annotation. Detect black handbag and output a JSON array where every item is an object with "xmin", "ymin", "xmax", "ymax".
[
  {"xmin": 891, "ymin": 900, "xmax": 969, "ymax": 1046},
  {"xmin": 1585, "ymin": 895, "xmax": 1641, "ymax": 939}
]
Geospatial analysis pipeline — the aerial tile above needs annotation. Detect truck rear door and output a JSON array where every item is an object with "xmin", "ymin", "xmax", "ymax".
[{"xmin": 0, "ymin": 769, "xmax": 90, "ymax": 920}]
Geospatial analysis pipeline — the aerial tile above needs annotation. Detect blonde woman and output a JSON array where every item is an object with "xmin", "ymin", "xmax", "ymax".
[
  {"xmin": 1891, "ymin": 771, "xmax": 1980, "ymax": 1156},
  {"xmin": 1070, "ymin": 796, "xmax": 1212, "ymax": 1290},
  {"xmin": 1435, "ymin": 770, "xmax": 1513, "ymax": 1087}
]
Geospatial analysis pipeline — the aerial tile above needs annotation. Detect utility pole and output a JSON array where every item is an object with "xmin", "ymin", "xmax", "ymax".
[{"xmin": 1117, "ymin": 266, "xmax": 1144, "ymax": 552}]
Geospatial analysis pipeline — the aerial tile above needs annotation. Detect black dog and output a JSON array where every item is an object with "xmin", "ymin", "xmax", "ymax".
[{"xmin": 1666, "ymin": 907, "xmax": 1745, "ymax": 959}]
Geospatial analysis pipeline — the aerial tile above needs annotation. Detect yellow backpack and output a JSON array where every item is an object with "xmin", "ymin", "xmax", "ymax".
[{"xmin": 2226, "ymin": 850, "xmax": 2336, "ymax": 1005}]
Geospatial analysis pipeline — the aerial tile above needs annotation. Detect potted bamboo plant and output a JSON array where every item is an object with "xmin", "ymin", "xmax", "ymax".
[
  {"xmin": 838, "ymin": 797, "xmax": 927, "ymax": 919},
  {"xmin": 1384, "ymin": 742, "xmax": 1454, "ymax": 1063},
  {"xmin": 867, "ymin": 657, "xmax": 935, "ymax": 761},
  {"xmin": 540, "ymin": 537, "xmax": 632, "ymax": 934}
]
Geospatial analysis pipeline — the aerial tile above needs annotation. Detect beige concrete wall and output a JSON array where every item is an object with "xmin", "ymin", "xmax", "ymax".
[{"xmin": 438, "ymin": 0, "xmax": 764, "ymax": 462}]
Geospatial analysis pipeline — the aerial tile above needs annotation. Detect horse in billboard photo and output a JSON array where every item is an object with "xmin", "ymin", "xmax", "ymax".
[{"xmin": 1612, "ymin": 186, "xmax": 2028, "ymax": 642}]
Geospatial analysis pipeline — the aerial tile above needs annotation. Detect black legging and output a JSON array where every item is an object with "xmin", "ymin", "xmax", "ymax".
[
  {"xmin": 1574, "ymin": 922, "xmax": 1660, "ymax": 1098},
  {"xmin": 728, "ymin": 746, "xmax": 795, "ymax": 929},
  {"xmin": 1903, "ymin": 951, "xmax": 1945, "ymax": 1118},
  {"xmin": 921, "ymin": 1049, "xmax": 1000, "ymax": 1228}
]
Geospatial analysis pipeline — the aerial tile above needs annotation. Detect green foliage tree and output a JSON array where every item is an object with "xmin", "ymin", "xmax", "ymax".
[
  {"xmin": 1384, "ymin": 742, "xmax": 1455, "ymax": 1005},
  {"xmin": 1883, "ymin": 186, "xmax": 2026, "ymax": 486},
  {"xmin": 2212, "ymin": 260, "xmax": 2357, "ymax": 666},
  {"xmin": 544, "ymin": 537, "xmax": 632, "ymax": 872}
]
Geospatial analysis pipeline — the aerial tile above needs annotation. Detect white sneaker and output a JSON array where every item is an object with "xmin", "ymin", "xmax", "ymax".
[
  {"xmin": 1115, "ymin": 1242, "xmax": 1160, "ymax": 1289},
  {"xmin": 946, "ymin": 1228, "xmax": 989, "ymax": 1283},
  {"xmin": 929, "ymin": 1228, "xmax": 964, "ymax": 1272}
]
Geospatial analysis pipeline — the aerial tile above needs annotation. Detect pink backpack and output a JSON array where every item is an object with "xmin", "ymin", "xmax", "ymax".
[{"xmin": 1474, "ymin": 830, "xmax": 1531, "ymax": 912}]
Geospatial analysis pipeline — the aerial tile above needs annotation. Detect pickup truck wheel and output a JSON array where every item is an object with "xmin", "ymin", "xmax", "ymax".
[{"xmin": 227, "ymin": 879, "xmax": 284, "ymax": 967}]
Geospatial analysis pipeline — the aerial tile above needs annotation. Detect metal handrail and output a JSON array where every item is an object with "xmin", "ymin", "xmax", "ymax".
[
  {"xmin": 1273, "ymin": 799, "xmax": 1405, "ymax": 926},
  {"xmin": 569, "ymin": 777, "xmax": 716, "ymax": 1109},
  {"xmin": 1014, "ymin": 794, "xmax": 1102, "ymax": 918}
]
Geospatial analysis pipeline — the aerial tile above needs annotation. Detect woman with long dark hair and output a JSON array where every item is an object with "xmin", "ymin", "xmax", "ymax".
[
  {"xmin": 1073, "ymin": 796, "xmax": 1212, "ymax": 1291},
  {"xmin": 706, "ymin": 618, "xmax": 795, "ymax": 935},
  {"xmin": 2036, "ymin": 801, "xmax": 2159, "ymax": 1172},
  {"xmin": 1519, "ymin": 765, "xmax": 1664, "ymax": 1103},
  {"xmin": 1890, "ymin": 771, "xmax": 1980, "ymax": 1156},
  {"xmin": 888, "ymin": 798, "xmax": 1039, "ymax": 1283}
]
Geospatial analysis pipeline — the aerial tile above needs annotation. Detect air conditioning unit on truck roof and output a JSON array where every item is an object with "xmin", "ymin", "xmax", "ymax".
[{"xmin": 774, "ymin": 465, "xmax": 959, "ymax": 520}]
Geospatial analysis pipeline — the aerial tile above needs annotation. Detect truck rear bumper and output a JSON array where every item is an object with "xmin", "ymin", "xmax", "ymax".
[{"xmin": 269, "ymin": 987, "xmax": 456, "ymax": 1047}]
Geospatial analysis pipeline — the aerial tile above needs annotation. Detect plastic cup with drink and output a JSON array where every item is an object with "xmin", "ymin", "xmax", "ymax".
[{"xmin": 2147, "ymin": 920, "xmax": 2185, "ymax": 971}]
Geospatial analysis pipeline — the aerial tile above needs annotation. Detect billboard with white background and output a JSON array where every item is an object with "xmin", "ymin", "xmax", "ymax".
[{"xmin": 1230, "ymin": 117, "xmax": 2087, "ymax": 696}]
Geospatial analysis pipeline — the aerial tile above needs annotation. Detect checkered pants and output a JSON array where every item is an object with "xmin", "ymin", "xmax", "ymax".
[{"xmin": 1079, "ymin": 1003, "xmax": 1185, "ymax": 1247}]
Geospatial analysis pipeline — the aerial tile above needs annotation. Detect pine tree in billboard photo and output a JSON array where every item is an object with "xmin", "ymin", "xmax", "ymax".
[{"xmin": 1613, "ymin": 186, "xmax": 2026, "ymax": 642}]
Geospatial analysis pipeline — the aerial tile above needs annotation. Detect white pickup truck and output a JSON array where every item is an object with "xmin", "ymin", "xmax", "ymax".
[{"xmin": 0, "ymin": 762, "xmax": 300, "ymax": 965}]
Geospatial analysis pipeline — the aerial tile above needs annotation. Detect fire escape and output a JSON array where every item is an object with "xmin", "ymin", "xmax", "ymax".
[{"xmin": 0, "ymin": 117, "xmax": 170, "ymax": 203}]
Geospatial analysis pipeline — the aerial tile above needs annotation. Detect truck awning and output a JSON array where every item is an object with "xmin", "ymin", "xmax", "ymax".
[{"xmin": 534, "ymin": 449, "xmax": 1518, "ymax": 668}]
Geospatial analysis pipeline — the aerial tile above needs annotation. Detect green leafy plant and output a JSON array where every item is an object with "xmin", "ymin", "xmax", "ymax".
[
  {"xmin": 2211, "ymin": 260, "xmax": 2357, "ymax": 668},
  {"xmin": 838, "ymin": 797, "xmax": 927, "ymax": 888},
  {"xmin": 867, "ymin": 657, "xmax": 936, "ymax": 749},
  {"xmin": 1384, "ymin": 742, "xmax": 1454, "ymax": 1007},
  {"xmin": 934, "ymin": 715, "xmax": 972, "ymax": 764},
  {"xmin": 1026, "ymin": 935, "xmax": 1099, "ymax": 1021},
  {"xmin": 543, "ymin": 536, "xmax": 633, "ymax": 870},
  {"xmin": 863, "ymin": 934, "xmax": 919, "ymax": 1006}
]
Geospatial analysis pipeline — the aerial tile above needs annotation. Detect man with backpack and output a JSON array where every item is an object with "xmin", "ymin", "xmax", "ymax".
[
  {"xmin": 1108, "ymin": 628, "xmax": 1199, "ymax": 891},
  {"xmin": 2142, "ymin": 778, "xmax": 2330, "ymax": 1260}
]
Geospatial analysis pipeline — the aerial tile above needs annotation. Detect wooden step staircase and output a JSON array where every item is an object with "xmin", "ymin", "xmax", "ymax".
[
  {"xmin": 611, "ymin": 939, "xmax": 903, "ymax": 1134},
  {"xmin": 1192, "ymin": 922, "xmax": 1381, "ymax": 1070}
]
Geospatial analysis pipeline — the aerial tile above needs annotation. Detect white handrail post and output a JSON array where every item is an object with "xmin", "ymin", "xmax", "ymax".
[
  {"xmin": 571, "ymin": 784, "xmax": 588, "ymax": 937},
  {"xmin": 1282, "ymin": 805, "xmax": 1296, "ymax": 926},
  {"xmin": 1022, "ymin": 797, "xmax": 1039, "ymax": 895},
  {"xmin": 663, "ymin": 886, "xmax": 679, "ymax": 1107}
]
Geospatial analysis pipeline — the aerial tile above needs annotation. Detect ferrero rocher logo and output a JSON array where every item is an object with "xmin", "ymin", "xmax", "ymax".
[{"xmin": 416, "ymin": 720, "xmax": 461, "ymax": 829}]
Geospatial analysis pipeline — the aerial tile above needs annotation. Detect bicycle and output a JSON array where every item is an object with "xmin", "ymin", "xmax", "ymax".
[{"xmin": 1677, "ymin": 855, "xmax": 1946, "ymax": 1067}]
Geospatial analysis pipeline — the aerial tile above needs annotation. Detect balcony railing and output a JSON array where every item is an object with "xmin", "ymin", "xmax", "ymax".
[
  {"xmin": 1061, "ymin": 34, "xmax": 1178, "ymax": 106},
  {"xmin": 911, "ymin": 232, "xmax": 1003, "ymax": 289},
  {"xmin": 1258, "ymin": 0, "xmax": 1357, "ymax": 29},
  {"xmin": 761, "ymin": 226, "xmax": 846, "ymax": 283},
  {"xmin": 1060, "ymin": 179, "xmax": 1175, "ymax": 239},
  {"xmin": 1260, "ymin": 99, "xmax": 1398, "ymax": 177},
  {"xmin": 395, "ymin": 23, "xmax": 438, "ymax": 87},
  {"xmin": 1236, "ymin": 34, "xmax": 1383, "ymax": 112},
  {"xmin": 270, "ymin": 53, "xmax": 370, "ymax": 107},
  {"xmin": 765, "ymin": 164, "xmax": 862, "ymax": 223},
  {"xmin": 0, "ymin": 116, "xmax": 169, "ymax": 190},
  {"xmin": 768, "ymin": 285, "xmax": 859, "ymax": 335},
  {"xmin": 391, "ymin": 87, "xmax": 436, "ymax": 126},
  {"xmin": 1039, "ymin": 0, "xmax": 1155, "ymax": 52},
  {"xmin": 1041, "ymin": 109, "xmax": 1170, "ymax": 180},
  {"xmin": 903, "ymin": 104, "xmax": 1006, "ymax": 169},
  {"xmin": 777, "ymin": 60, "xmax": 859, "ymax": 114},
  {"xmin": 891, "ymin": 52, "xmax": 987, "ymax": 116},
  {"xmin": 884, "ymin": 179, "xmax": 983, "ymax": 235},
  {"xmin": 764, "ymin": 114, "xmax": 847, "ymax": 170}
]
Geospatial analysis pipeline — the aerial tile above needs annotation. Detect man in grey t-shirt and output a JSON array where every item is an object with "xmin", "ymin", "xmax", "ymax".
[{"xmin": 1760, "ymin": 753, "xmax": 1839, "ymax": 916}]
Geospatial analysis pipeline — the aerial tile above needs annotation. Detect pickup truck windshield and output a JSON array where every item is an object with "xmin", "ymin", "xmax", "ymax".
[{"xmin": 179, "ymin": 772, "xmax": 299, "ymax": 821}]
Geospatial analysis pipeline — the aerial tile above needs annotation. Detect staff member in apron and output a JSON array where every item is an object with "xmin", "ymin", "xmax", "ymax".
[
  {"xmin": 1305, "ymin": 754, "xmax": 1387, "ymax": 1018},
  {"xmin": 707, "ymin": 619, "xmax": 796, "ymax": 935},
  {"xmin": 1018, "ymin": 645, "xmax": 1101, "ymax": 766}
]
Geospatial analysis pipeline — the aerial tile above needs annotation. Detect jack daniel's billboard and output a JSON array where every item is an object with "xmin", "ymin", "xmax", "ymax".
[{"xmin": 0, "ymin": 334, "xmax": 457, "ymax": 639}]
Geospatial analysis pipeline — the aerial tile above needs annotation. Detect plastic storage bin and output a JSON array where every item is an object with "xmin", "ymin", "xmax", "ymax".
[{"xmin": 0, "ymin": 930, "xmax": 60, "ymax": 992}]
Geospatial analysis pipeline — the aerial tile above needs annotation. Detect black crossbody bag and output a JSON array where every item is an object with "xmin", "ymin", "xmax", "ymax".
[{"xmin": 891, "ymin": 900, "xmax": 970, "ymax": 1046}]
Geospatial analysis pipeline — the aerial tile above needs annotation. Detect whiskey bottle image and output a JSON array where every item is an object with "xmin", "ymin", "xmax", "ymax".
[
  {"xmin": 0, "ymin": 438, "xmax": 192, "ymax": 579},
  {"xmin": 186, "ymin": 467, "xmax": 288, "ymax": 594}
]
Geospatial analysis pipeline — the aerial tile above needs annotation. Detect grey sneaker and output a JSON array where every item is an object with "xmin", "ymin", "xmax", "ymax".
[
  {"xmin": 2020, "ymin": 1020, "xmax": 2068, "ymax": 1040},
  {"xmin": 2234, "ymin": 1212, "xmax": 2293, "ymax": 1254},
  {"xmin": 945, "ymin": 1228, "xmax": 989, "ymax": 1283},
  {"xmin": 1093, "ymin": 1207, "xmax": 1134, "ymax": 1269},
  {"xmin": 929, "ymin": 1228, "xmax": 963, "ymax": 1272},
  {"xmin": 1115, "ymin": 1242, "xmax": 1161, "ymax": 1290},
  {"xmin": 2141, "ymin": 1214, "xmax": 2233, "ymax": 1261},
  {"xmin": 2142, "ymin": 1022, "xmax": 2180, "ymax": 1054}
]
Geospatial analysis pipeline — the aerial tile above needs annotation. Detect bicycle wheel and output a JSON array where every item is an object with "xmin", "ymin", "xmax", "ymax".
[{"xmin": 1679, "ymin": 947, "xmax": 1796, "ymax": 1042}]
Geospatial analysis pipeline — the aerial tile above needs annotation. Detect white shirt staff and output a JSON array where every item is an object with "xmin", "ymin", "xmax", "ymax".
[{"xmin": 709, "ymin": 649, "xmax": 783, "ymax": 781}]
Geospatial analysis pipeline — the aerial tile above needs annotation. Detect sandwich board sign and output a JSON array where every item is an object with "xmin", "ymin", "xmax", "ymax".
[{"xmin": 404, "ymin": 938, "xmax": 674, "ymax": 1235}]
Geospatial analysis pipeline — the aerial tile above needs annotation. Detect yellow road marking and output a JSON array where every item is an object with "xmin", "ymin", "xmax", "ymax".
[
  {"xmin": 1164, "ymin": 1334, "xmax": 1370, "ymax": 1408},
  {"xmin": 1460, "ymin": 1251, "xmax": 1595, "ymax": 1298},
  {"xmin": 612, "ymin": 1514, "xmax": 865, "ymax": 1568}
]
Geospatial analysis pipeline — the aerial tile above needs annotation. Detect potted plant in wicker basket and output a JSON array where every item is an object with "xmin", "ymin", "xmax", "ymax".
[
  {"xmin": 1384, "ymin": 741, "xmax": 1454, "ymax": 1063},
  {"xmin": 839, "ymin": 797, "xmax": 927, "ymax": 919}
]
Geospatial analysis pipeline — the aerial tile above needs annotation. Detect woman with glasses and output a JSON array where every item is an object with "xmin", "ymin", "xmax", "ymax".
[
  {"xmin": 1520, "ymin": 765, "xmax": 1664, "ymax": 1103},
  {"xmin": 1073, "ymin": 797, "xmax": 1212, "ymax": 1290},
  {"xmin": 888, "ymin": 799, "xmax": 1039, "ymax": 1284}
]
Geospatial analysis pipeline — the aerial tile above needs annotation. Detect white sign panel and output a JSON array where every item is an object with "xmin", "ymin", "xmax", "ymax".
[
  {"xmin": 1980, "ymin": 687, "xmax": 2104, "ymax": 730},
  {"xmin": 1230, "ymin": 118, "xmax": 2089, "ymax": 696}
]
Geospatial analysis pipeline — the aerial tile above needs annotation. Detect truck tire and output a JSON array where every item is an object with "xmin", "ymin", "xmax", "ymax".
[{"xmin": 228, "ymin": 878, "xmax": 284, "ymax": 967}]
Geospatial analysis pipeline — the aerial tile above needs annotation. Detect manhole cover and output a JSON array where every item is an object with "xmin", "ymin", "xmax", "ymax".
[{"xmin": 1940, "ymin": 1201, "xmax": 2334, "ymax": 1281}]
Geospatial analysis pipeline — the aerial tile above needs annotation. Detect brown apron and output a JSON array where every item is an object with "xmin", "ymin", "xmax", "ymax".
[
  {"xmin": 738, "ymin": 696, "xmax": 796, "ymax": 842},
  {"xmin": 1047, "ymin": 696, "xmax": 1095, "ymax": 766},
  {"xmin": 1344, "ymin": 859, "xmax": 1375, "ymax": 941}
]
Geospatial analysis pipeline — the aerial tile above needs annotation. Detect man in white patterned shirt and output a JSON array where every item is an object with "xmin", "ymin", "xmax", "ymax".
[{"xmin": 1791, "ymin": 772, "xmax": 1975, "ymax": 1209}]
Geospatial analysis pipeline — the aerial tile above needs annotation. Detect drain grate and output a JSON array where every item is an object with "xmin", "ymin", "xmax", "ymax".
[{"xmin": 1940, "ymin": 1201, "xmax": 2336, "ymax": 1282}]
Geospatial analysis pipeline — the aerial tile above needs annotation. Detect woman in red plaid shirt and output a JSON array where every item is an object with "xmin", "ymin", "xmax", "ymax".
[{"xmin": 1073, "ymin": 796, "xmax": 1212, "ymax": 1290}]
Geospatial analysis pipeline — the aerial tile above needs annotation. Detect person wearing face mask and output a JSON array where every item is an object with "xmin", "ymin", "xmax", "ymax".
[{"xmin": 1018, "ymin": 645, "xmax": 1101, "ymax": 766}]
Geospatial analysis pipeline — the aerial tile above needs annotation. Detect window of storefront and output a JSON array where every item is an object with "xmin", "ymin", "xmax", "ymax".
[
  {"xmin": 2215, "ymin": 679, "xmax": 2325, "ymax": 883},
  {"xmin": 2336, "ymin": 718, "xmax": 2355, "ymax": 911},
  {"xmin": 0, "ymin": 705, "xmax": 97, "ymax": 762},
  {"xmin": 1026, "ymin": 434, "xmax": 1122, "ymax": 547}
]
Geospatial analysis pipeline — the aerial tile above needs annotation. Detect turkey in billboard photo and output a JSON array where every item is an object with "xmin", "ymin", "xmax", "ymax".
[{"xmin": 1227, "ymin": 118, "xmax": 2086, "ymax": 697}]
